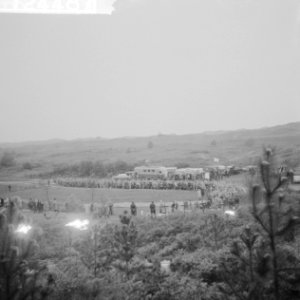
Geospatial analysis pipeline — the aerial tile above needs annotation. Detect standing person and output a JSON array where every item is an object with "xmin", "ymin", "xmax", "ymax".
[
  {"xmin": 90, "ymin": 203, "xmax": 94, "ymax": 214},
  {"xmin": 53, "ymin": 198, "xmax": 59, "ymax": 214},
  {"xmin": 183, "ymin": 201, "xmax": 188, "ymax": 213},
  {"xmin": 34, "ymin": 198, "xmax": 38, "ymax": 213},
  {"xmin": 175, "ymin": 201, "xmax": 178, "ymax": 210},
  {"xmin": 159, "ymin": 199, "xmax": 163, "ymax": 214},
  {"xmin": 108, "ymin": 202, "xmax": 114, "ymax": 216},
  {"xmin": 171, "ymin": 202, "xmax": 176, "ymax": 213},
  {"xmin": 40, "ymin": 201, "xmax": 44, "ymax": 213},
  {"xmin": 37, "ymin": 200, "xmax": 41, "ymax": 213},
  {"xmin": 130, "ymin": 201, "xmax": 137, "ymax": 216},
  {"xmin": 150, "ymin": 201, "xmax": 156, "ymax": 218},
  {"xmin": 0, "ymin": 198, "xmax": 4, "ymax": 207}
]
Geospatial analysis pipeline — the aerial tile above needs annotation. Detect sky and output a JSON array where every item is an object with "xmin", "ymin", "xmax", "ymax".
[{"xmin": 0, "ymin": 0, "xmax": 299, "ymax": 142}]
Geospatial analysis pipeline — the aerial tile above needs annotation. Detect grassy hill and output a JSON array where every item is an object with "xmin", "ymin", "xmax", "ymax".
[{"xmin": 0, "ymin": 122, "xmax": 300, "ymax": 179}]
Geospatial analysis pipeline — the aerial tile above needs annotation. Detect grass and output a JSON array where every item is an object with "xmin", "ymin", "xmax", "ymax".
[{"xmin": 3, "ymin": 186, "xmax": 197, "ymax": 204}]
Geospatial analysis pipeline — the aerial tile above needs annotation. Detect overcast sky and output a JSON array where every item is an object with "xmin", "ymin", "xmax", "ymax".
[{"xmin": 0, "ymin": 0, "xmax": 299, "ymax": 142}]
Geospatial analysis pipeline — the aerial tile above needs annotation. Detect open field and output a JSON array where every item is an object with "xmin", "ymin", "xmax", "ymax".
[
  {"xmin": 1, "ymin": 185, "xmax": 199, "ymax": 204},
  {"xmin": 1, "ymin": 184, "xmax": 207, "ymax": 216}
]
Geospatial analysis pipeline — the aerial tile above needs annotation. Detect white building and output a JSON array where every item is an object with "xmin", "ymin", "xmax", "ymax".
[{"xmin": 134, "ymin": 166, "xmax": 168, "ymax": 179}]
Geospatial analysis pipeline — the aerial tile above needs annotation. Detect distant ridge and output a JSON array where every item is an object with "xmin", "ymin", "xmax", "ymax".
[
  {"xmin": 1, "ymin": 121, "xmax": 299, "ymax": 146},
  {"xmin": 0, "ymin": 122, "xmax": 299, "ymax": 171}
]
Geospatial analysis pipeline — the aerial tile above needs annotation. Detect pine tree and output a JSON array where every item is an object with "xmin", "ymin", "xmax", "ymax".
[
  {"xmin": 220, "ymin": 148, "xmax": 300, "ymax": 300},
  {"xmin": 113, "ymin": 211, "xmax": 138, "ymax": 279}
]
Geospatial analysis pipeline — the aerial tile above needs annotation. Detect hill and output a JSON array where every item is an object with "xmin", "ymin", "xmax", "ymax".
[{"xmin": 0, "ymin": 122, "xmax": 299, "ymax": 178}]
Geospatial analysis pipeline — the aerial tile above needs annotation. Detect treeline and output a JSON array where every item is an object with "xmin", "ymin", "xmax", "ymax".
[{"xmin": 43, "ymin": 160, "xmax": 137, "ymax": 178}]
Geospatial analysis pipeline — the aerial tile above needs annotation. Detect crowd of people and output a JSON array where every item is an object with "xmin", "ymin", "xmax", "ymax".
[{"xmin": 54, "ymin": 178, "xmax": 211, "ymax": 191}]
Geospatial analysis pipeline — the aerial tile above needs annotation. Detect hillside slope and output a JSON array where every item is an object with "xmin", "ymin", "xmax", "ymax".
[{"xmin": 0, "ymin": 122, "xmax": 299, "ymax": 176}]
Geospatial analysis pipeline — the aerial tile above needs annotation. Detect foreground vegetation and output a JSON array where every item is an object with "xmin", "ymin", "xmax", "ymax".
[{"xmin": 1, "ymin": 149, "xmax": 300, "ymax": 300}]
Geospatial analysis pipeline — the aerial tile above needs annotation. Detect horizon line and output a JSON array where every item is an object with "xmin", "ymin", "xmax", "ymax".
[{"xmin": 0, "ymin": 121, "xmax": 299, "ymax": 146}]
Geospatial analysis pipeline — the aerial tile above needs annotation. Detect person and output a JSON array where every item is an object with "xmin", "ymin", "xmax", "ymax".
[
  {"xmin": 65, "ymin": 202, "xmax": 69, "ymax": 212},
  {"xmin": 159, "ymin": 200, "xmax": 163, "ymax": 214},
  {"xmin": 34, "ymin": 198, "xmax": 38, "ymax": 213},
  {"xmin": 183, "ymin": 201, "xmax": 188, "ymax": 211},
  {"xmin": 171, "ymin": 202, "xmax": 176, "ymax": 213},
  {"xmin": 90, "ymin": 203, "xmax": 94, "ymax": 214},
  {"xmin": 37, "ymin": 200, "xmax": 40, "ymax": 213},
  {"xmin": 130, "ymin": 201, "xmax": 137, "ymax": 216},
  {"xmin": 150, "ymin": 201, "xmax": 156, "ymax": 218},
  {"xmin": 0, "ymin": 198, "xmax": 4, "ymax": 207},
  {"xmin": 108, "ymin": 202, "xmax": 113, "ymax": 216},
  {"xmin": 182, "ymin": 201, "xmax": 188, "ymax": 214},
  {"xmin": 175, "ymin": 201, "xmax": 178, "ymax": 210},
  {"xmin": 53, "ymin": 198, "xmax": 59, "ymax": 213}
]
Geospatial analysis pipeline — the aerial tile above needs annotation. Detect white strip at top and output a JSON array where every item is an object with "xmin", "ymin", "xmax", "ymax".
[{"xmin": 0, "ymin": 0, "xmax": 115, "ymax": 15}]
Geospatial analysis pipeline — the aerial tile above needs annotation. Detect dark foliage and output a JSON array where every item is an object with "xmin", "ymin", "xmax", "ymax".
[
  {"xmin": 0, "ymin": 202, "xmax": 53, "ymax": 300},
  {"xmin": 220, "ymin": 148, "xmax": 300, "ymax": 300}
]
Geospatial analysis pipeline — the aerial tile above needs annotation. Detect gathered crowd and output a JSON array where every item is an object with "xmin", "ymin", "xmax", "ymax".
[
  {"xmin": 1, "ymin": 181, "xmax": 245, "ymax": 219},
  {"xmin": 54, "ymin": 177, "xmax": 217, "ymax": 191}
]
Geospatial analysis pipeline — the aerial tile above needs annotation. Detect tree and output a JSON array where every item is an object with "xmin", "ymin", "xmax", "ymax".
[
  {"xmin": 113, "ymin": 212, "xmax": 138, "ymax": 279},
  {"xmin": 251, "ymin": 148, "xmax": 300, "ymax": 299},
  {"xmin": 221, "ymin": 148, "xmax": 300, "ymax": 300}
]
